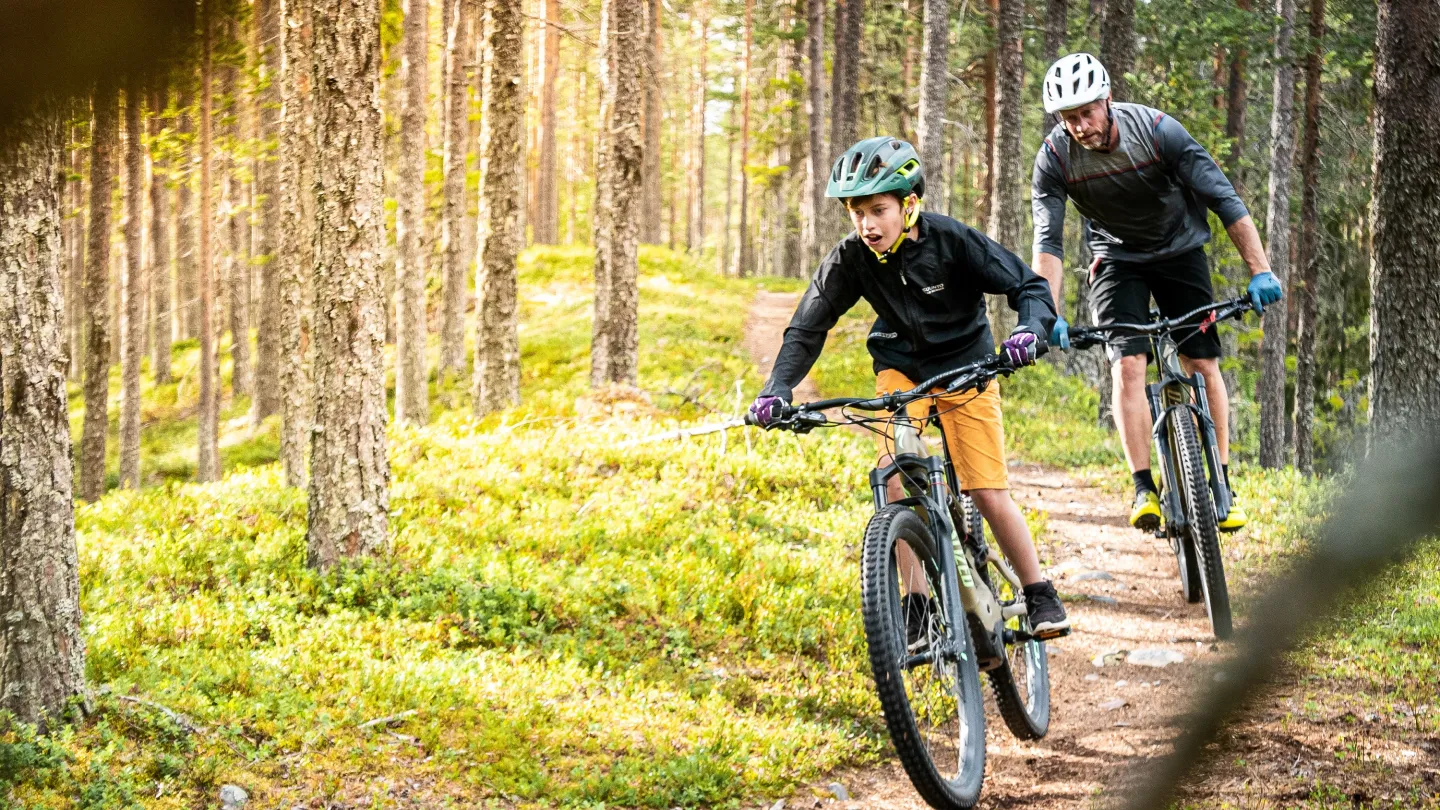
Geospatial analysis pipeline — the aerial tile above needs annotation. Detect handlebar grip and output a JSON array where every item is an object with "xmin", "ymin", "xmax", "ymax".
[{"xmin": 743, "ymin": 411, "xmax": 758, "ymax": 427}]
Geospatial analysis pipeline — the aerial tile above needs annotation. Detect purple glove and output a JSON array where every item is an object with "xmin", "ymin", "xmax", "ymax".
[
  {"xmin": 1001, "ymin": 329, "xmax": 1039, "ymax": 367},
  {"xmin": 748, "ymin": 395, "xmax": 788, "ymax": 428}
]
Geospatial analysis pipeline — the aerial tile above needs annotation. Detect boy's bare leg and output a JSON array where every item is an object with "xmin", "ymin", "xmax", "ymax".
[{"xmin": 968, "ymin": 488, "xmax": 1042, "ymax": 586}]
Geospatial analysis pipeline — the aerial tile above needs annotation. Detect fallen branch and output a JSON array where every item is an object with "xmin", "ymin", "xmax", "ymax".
[
  {"xmin": 617, "ymin": 418, "xmax": 745, "ymax": 448},
  {"xmin": 114, "ymin": 693, "xmax": 206, "ymax": 735},
  {"xmin": 357, "ymin": 709, "xmax": 418, "ymax": 730}
]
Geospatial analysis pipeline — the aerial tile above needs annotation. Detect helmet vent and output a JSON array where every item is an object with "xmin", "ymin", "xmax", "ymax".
[
  {"xmin": 864, "ymin": 155, "xmax": 884, "ymax": 180},
  {"xmin": 849, "ymin": 151, "xmax": 864, "ymax": 178}
]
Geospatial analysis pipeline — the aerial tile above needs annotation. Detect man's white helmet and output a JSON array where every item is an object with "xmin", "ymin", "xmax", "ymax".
[{"xmin": 1043, "ymin": 53, "xmax": 1111, "ymax": 114}]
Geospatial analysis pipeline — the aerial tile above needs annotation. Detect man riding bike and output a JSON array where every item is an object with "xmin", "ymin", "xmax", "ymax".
[
  {"xmin": 750, "ymin": 136, "xmax": 1070, "ymax": 637},
  {"xmin": 1029, "ymin": 53, "xmax": 1284, "ymax": 533}
]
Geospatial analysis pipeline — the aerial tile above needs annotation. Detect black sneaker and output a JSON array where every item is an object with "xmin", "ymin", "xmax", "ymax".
[
  {"xmin": 1022, "ymin": 581, "xmax": 1071, "ymax": 639},
  {"xmin": 900, "ymin": 592, "xmax": 935, "ymax": 650}
]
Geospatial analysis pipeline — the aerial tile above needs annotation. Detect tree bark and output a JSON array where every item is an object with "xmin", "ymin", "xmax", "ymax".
[
  {"xmin": 981, "ymin": 0, "xmax": 996, "ymax": 227},
  {"xmin": 308, "ymin": 0, "xmax": 391, "ymax": 569},
  {"xmin": 917, "ymin": 0, "xmax": 949, "ymax": 182},
  {"xmin": 175, "ymin": 83, "xmax": 198, "ymax": 343},
  {"xmin": 591, "ymin": 0, "xmax": 643, "ymax": 387},
  {"xmin": 986, "ymin": 0, "xmax": 1024, "ymax": 337},
  {"xmin": 688, "ymin": 3, "xmax": 710, "ymax": 254},
  {"xmin": 119, "ymin": 77, "xmax": 146, "ymax": 489},
  {"xmin": 251, "ymin": 0, "xmax": 284, "ymax": 422},
  {"xmin": 1292, "ymin": 0, "xmax": 1324, "ymax": 474},
  {"xmin": 221, "ymin": 27, "xmax": 251, "ymax": 402},
  {"xmin": 827, "ymin": 0, "xmax": 862, "ymax": 243},
  {"xmin": 80, "ymin": 81, "xmax": 118, "ymax": 502},
  {"xmin": 197, "ymin": 2, "xmax": 220, "ymax": 483},
  {"xmin": 533, "ymin": 0, "xmax": 561, "ymax": 245},
  {"xmin": 0, "ymin": 93, "xmax": 88, "ymax": 728},
  {"xmin": 638, "ymin": 0, "xmax": 663, "ymax": 245},
  {"xmin": 278, "ymin": 0, "xmax": 314, "ymax": 489},
  {"xmin": 1368, "ymin": 0, "xmax": 1440, "ymax": 439},
  {"xmin": 68, "ymin": 131, "xmax": 85, "ymax": 382},
  {"xmin": 800, "ymin": 0, "xmax": 823, "ymax": 267},
  {"xmin": 149, "ymin": 87, "xmax": 174, "ymax": 385},
  {"xmin": 439, "ymin": 0, "xmax": 478, "ymax": 377},
  {"xmin": 473, "ymin": 0, "xmax": 525, "ymax": 413},
  {"xmin": 1099, "ymin": 0, "xmax": 1135, "ymax": 100},
  {"xmin": 395, "ymin": 0, "xmax": 431, "ymax": 425},
  {"xmin": 732, "ymin": 0, "xmax": 755, "ymax": 277},
  {"xmin": 1225, "ymin": 0, "xmax": 1251, "ymax": 185},
  {"xmin": 1041, "ymin": 0, "xmax": 1068, "ymax": 137},
  {"xmin": 1259, "ymin": 0, "xmax": 1296, "ymax": 470}
]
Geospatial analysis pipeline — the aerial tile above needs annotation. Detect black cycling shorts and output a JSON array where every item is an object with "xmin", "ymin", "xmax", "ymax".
[{"xmin": 1088, "ymin": 247, "xmax": 1222, "ymax": 363}]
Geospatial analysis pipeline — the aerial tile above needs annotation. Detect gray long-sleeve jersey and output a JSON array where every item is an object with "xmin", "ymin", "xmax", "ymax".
[{"xmin": 1032, "ymin": 102, "xmax": 1250, "ymax": 264}]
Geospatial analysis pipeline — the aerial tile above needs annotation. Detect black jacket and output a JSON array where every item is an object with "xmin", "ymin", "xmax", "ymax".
[{"xmin": 760, "ymin": 212, "xmax": 1057, "ymax": 400}]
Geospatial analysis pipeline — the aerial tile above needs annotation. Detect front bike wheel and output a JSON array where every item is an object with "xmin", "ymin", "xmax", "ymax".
[
  {"xmin": 861, "ymin": 505, "xmax": 987, "ymax": 810},
  {"xmin": 1171, "ymin": 409, "xmax": 1233, "ymax": 638}
]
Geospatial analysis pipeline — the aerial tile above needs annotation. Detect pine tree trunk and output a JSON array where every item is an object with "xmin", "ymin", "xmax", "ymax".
[
  {"xmin": 721, "ymin": 109, "xmax": 734, "ymax": 273},
  {"xmin": 119, "ymin": 78, "xmax": 146, "ymax": 490},
  {"xmin": 80, "ymin": 81, "xmax": 118, "ymax": 502},
  {"xmin": 800, "ymin": 0, "xmax": 823, "ymax": 267},
  {"xmin": 534, "ymin": 0, "xmax": 561, "ymax": 244},
  {"xmin": 0, "ymin": 94, "xmax": 88, "ymax": 727},
  {"xmin": 252, "ymin": 0, "xmax": 284, "ymax": 422},
  {"xmin": 1292, "ymin": 0, "xmax": 1324, "ymax": 474},
  {"xmin": 981, "ymin": 0, "xmax": 996, "ymax": 226},
  {"xmin": 473, "ymin": 0, "xmax": 525, "ymax": 413},
  {"xmin": 1041, "ymin": 0, "xmax": 1068, "ymax": 137},
  {"xmin": 591, "ymin": 0, "xmax": 643, "ymax": 387},
  {"xmin": 308, "ymin": 0, "xmax": 391, "ymax": 569},
  {"xmin": 1368, "ymin": 0, "xmax": 1440, "ymax": 439},
  {"xmin": 149, "ymin": 88, "xmax": 174, "ymax": 386},
  {"xmin": 396, "ymin": 0, "xmax": 431, "ymax": 425},
  {"xmin": 917, "ymin": 0, "xmax": 949, "ymax": 179},
  {"xmin": 197, "ymin": 3, "xmax": 221, "ymax": 483},
  {"xmin": 221, "ymin": 34, "xmax": 251, "ymax": 402},
  {"xmin": 279, "ymin": 0, "xmax": 314, "ymax": 489},
  {"xmin": 1259, "ymin": 0, "xmax": 1296, "ymax": 470},
  {"xmin": 176, "ymin": 84, "xmax": 198, "ymax": 343},
  {"xmin": 1225, "ymin": 0, "xmax": 1251, "ymax": 185},
  {"xmin": 688, "ymin": 4, "xmax": 710, "ymax": 253},
  {"xmin": 439, "ymin": 0, "xmax": 478, "ymax": 377},
  {"xmin": 69, "ymin": 129, "xmax": 86, "ymax": 383},
  {"xmin": 639, "ymin": 0, "xmax": 664, "ymax": 245},
  {"xmin": 985, "ymin": 0, "xmax": 1023, "ymax": 338},
  {"xmin": 1099, "ymin": 0, "xmax": 1135, "ymax": 100},
  {"xmin": 732, "ymin": 0, "xmax": 755, "ymax": 277},
  {"xmin": 827, "ymin": 0, "xmax": 862, "ymax": 243}
]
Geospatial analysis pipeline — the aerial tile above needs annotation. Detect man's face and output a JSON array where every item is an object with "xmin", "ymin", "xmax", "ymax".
[
  {"xmin": 1059, "ymin": 97, "xmax": 1112, "ymax": 150},
  {"xmin": 846, "ymin": 193, "xmax": 913, "ymax": 252}
]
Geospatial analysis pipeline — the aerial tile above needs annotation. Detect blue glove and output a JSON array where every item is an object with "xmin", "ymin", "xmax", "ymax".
[
  {"xmin": 1001, "ymin": 329, "xmax": 1040, "ymax": 367},
  {"xmin": 1050, "ymin": 317, "xmax": 1071, "ymax": 351},
  {"xmin": 1247, "ymin": 271, "xmax": 1283, "ymax": 316},
  {"xmin": 748, "ymin": 395, "xmax": 788, "ymax": 428}
]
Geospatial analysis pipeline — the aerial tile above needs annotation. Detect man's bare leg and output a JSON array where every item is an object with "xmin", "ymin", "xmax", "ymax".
[{"xmin": 1113, "ymin": 353, "xmax": 1153, "ymax": 473}]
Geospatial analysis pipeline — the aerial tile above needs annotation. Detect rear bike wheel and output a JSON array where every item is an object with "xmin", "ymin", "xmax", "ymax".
[
  {"xmin": 861, "ymin": 505, "xmax": 987, "ymax": 809},
  {"xmin": 1171, "ymin": 409, "xmax": 1233, "ymax": 638}
]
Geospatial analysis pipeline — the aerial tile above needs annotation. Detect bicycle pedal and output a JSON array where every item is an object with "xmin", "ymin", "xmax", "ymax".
[{"xmin": 1031, "ymin": 626, "xmax": 1071, "ymax": 641}]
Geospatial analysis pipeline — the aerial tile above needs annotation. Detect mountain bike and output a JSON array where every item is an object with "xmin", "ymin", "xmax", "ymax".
[
  {"xmin": 746, "ymin": 354, "xmax": 1053, "ymax": 810},
  {"xmin": 1068, "ymin": 296, "xmax": 1253, "ymax": 640}
]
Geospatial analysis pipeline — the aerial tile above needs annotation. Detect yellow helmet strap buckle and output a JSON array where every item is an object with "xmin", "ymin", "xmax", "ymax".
[{"xmin": 869, "ymin": 198, "xmax": 921, "ymax": 263}]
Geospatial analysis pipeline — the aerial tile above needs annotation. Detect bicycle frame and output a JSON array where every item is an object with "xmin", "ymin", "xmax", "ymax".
[{"xmin": 1145, "ymin": 333, "xmax": 1232, "ymax": 528}]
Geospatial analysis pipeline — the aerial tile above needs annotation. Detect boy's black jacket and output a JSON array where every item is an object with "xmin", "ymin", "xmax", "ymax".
[{"xmin": 760, "ymin": 211, "xmax": 1057, "ymax": 401}]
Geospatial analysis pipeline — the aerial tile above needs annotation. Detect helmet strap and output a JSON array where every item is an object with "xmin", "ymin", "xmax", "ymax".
[{"xmin": 870, "ymin": 197, "xmax": 921, "ymax": 264}]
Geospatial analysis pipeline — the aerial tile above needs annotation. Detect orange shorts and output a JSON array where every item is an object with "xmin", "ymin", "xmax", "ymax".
[{"xmin": 874, "ymin": 368, "xmax": 1009, "ymax": 491}]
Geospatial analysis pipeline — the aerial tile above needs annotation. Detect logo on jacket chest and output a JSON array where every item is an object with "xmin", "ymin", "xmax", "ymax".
[{"xmin": 921, "ymin": 283, "xmax": 945, "ymax": 295}]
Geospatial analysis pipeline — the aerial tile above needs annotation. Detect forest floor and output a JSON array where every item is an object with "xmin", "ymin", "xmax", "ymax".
[{"xmin": 742, "ymin": 290, "xmax": 1440, "ymax": 810}]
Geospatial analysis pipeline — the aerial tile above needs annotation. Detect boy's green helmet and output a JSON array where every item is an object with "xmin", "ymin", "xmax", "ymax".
[{"xmin": 826, "ymin": 137, "xmax": 925, "ymax": 199}]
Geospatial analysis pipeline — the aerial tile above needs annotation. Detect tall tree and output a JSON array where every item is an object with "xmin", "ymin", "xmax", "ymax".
[
  {"xmin": 474, "ymin": 0, "xmax": 525, "ymax": 412},
  {"xmin": 68, "ymin": 131, "xmax": 85, "ymax": 382},
  {"xmin": 1225, "ymin": 0, "xmax": 1252, "ymax": 184},
  {"xmin": 987, "ymin": 0, "xmax": 1024, "ymax": 337},
  {"xmin": 0, "ymin": 94, "xmax": 88, "ymax": 727},
  {"xmin": 688, "ymin": 3, "xmax": 711, "ymax": 254},
  {"xmin": 732, "ymin": 0, "xmax": 755, "ymax": 277},
  {"xmin": 252, "ymin": 0, "xmax": 284, "ymax": 422},
  {"xmin": 981, "ymin": 0, "xmax": 996, "ymax": 225},
  {"xmin": 119, "ymin": 78, "xmax": 146, "ymax": 489},
  {"xmin": 1292, "ymin": 0, "xmax": 1325, "ymax": 473},
  {"xmin": 828, "ymin": 0, "xmax": 862, "ymax": 243},
  {"xmin": 800, "ymin": 0, "xmax": 823, "ymax": 267},
  {"xmin": 176, "ymin": 83, "xmax": 198, "ymax": 343},
  {"xmin": 639, "ymin": 0, "xmax": 663, "ymax": 244},
  {"xmin": 533, "ymin": 0, "xmax": 561, "ymax": 244},
  {"xmin": 591, "ymin": 0, "xmax": 644, "ymax": 387},
  {"xmin": 917, "ymin": 0, "xmax": 949, "ymax": 182},
  {"xmin": 1368, "ymin": 0, "xmax": 1440, "ymax": 438},
  {"xmin": 80, "ymin": 81, "xmax": 118, "ymax": 502},
  {"xmin": 150, "ymin": 87, "xmax": 174, "ymax": 385},
  {"xmin": 1259, "ymin": 0, "xmax": 1297, "ymax": 469},
  {"xmin": 221, "ymin": 23, "xmax": 251, "ymax": 401},
  {"xmin": 395, "ymin": 0, "xmax": 430, "ymax": 425},
  {"xmin": 197, "ymin": 1, "xmax": 221, "ymax": 483},
  {"xmin": 439, "ymin": 0, "xmax": 478, "ymax": 377},
  {"xmin": 278, "ymin": 0, "xmax": 314, "ymax": 489},
  {"xmin": 1099, "ymin": 0, "xmax": 1135, "ymax": 100},
  {"xmin": 1041, "ymin": 0, "xmax": 1068, "ymax": 137},
  {"xmin": 308, "ymin": 0, "xmax": 391, "ymax": 568}
]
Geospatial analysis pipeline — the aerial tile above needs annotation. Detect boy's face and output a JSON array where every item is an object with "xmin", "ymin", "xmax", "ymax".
[{"xmin": 845, "ymin": 193, "xmax": 915, "ymax": 252}]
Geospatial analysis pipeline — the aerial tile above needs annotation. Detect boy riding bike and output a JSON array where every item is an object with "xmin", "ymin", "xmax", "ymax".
[
  {"xmin": 1029, "ymin": 53, "xmax": 1284, "ymax": 533},
  {"xmin": 750, "ymin": 136, "xmax": 1069, "ymax": 637}
]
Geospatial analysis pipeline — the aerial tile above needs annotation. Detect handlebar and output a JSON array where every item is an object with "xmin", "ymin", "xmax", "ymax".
[{"xmin": 1068, "ymin": 296, "xmax": 1252, "ymax": 350}]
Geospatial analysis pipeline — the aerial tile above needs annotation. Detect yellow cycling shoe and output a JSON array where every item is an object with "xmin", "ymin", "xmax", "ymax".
[
  {"xmin": 1218, "ymin": 498, "xmax": 1248, "ymax": 533},
  {"xmin": 1130, "ymin": 490, "xmax": 1162, "ymax": 532}
]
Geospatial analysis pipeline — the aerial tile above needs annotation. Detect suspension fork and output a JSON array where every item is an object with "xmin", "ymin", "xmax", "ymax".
[
  {"xmin": 1190, "ymin": 373, "xmax": 1232, "ymax": 519},
  {"xmin": 1148, "ymin": 381, "xmax": 1186, "ymax": 531}
]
